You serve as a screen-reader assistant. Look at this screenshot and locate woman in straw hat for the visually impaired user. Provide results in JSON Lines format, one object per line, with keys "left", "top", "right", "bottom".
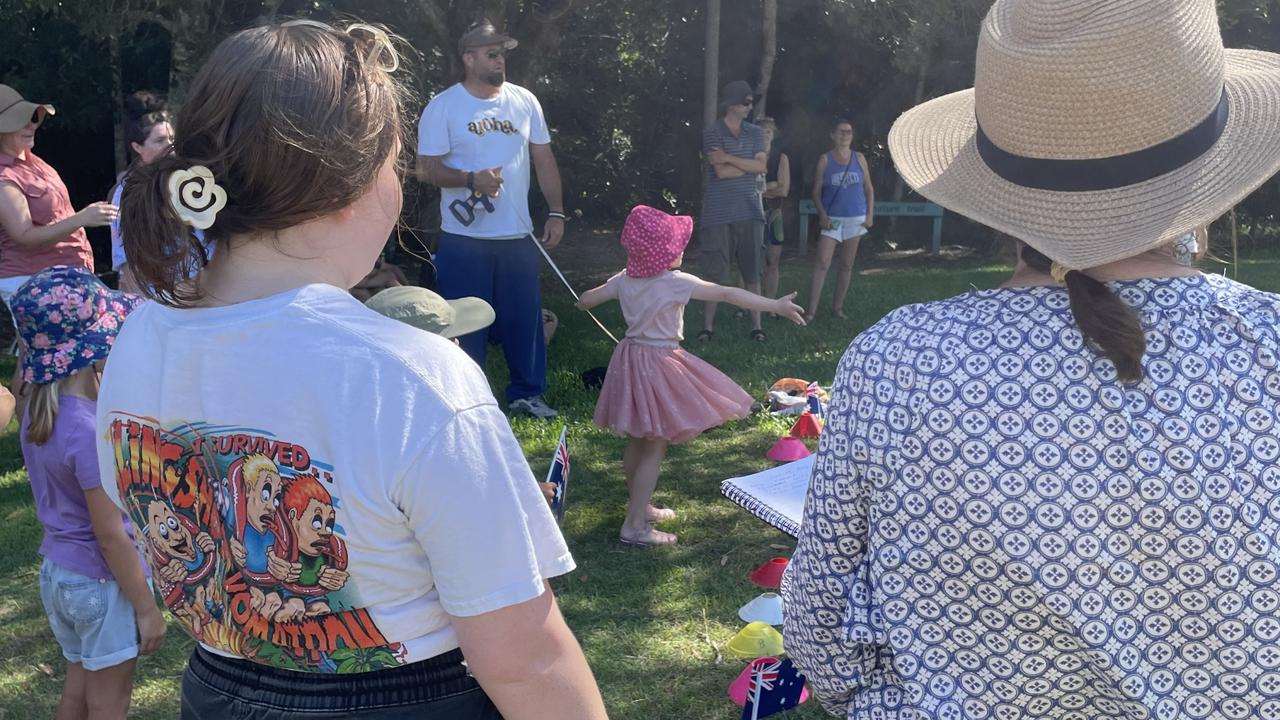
{"left": 783, "top": 0, "right": 1280, "bottom": 717}
{"left": 0, "top": 86, "right": 111, "bottom": 309}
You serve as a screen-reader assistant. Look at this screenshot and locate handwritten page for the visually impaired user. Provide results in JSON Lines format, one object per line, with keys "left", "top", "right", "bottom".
{"left": 720, "top": 456, "right": 814, "bottom": 538}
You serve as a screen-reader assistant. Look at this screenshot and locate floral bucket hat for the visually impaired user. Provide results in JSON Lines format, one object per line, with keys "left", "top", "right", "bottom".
{"left": 620, "top": 204, "right": 694, "bottom": 278}
{"left": 12, "top": 266, "right": 144, "bottom": 385}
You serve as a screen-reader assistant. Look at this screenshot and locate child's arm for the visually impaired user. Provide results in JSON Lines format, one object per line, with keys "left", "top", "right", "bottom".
{"left": 688, "top": 277, "right": 806, "bottom": 325}
{"left": 85, "top": 487, "right": 167, "bottom": 655}
{"left": 575, "top": 281, "right": 618, "bottom": 312}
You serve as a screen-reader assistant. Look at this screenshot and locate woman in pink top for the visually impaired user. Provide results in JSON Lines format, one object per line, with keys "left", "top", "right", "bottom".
{"left": 0, "top": 85, "right": 112, "bottom": 308}
{"left": 577, "top": 205, "right": 805, "bottom": 546}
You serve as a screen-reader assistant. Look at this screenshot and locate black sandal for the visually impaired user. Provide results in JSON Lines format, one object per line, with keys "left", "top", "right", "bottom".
{"left": 750, "top": 329, "right": 767, "bottom": 343}
{"left": 696, "top": 329, "right": 713, "bottom": 342}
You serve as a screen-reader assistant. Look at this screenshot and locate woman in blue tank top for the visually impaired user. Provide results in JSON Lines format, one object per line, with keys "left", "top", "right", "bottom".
{"left": 805, "top": 118, "right": 874, "bottom": 322}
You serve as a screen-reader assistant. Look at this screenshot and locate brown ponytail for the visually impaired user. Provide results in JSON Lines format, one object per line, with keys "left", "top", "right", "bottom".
{"left": 120, "top": 153, "right": 209, "bottom": 306}
{"left": 1020, "top": 245, "right": 1146, "bottom": 384}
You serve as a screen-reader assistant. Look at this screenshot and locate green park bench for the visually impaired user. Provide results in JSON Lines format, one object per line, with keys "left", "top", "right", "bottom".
{"left": 798, "top": 199, "right": 945, "bottom": 256}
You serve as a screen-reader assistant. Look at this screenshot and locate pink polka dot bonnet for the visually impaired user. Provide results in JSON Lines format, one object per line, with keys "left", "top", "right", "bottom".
{"left": 620, "top": 204, "right": 694, "bottom": 278}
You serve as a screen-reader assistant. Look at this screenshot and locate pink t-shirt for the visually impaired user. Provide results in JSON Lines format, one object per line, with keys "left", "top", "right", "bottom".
{"left": 605, "top": 270, "right": 700, "bottom": 347}
{"left": 0, "top": 151, "right": 94, "bottom": 278}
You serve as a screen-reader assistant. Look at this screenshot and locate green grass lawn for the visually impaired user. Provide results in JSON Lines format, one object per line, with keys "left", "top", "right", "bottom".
{"left": 3, "top": 235, "right": 1280, "bottom": 719}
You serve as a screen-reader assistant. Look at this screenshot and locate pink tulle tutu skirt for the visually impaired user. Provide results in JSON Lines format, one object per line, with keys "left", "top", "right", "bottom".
{"left": 593, "top": 339, "right": 753, "bottom": 443}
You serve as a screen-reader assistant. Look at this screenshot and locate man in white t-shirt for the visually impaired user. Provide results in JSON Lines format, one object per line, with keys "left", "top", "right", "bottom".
{"left": 416, "top": 21, "right": 566, "bottom": 420}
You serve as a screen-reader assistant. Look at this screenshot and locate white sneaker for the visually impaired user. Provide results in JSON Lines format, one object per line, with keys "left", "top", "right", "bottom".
{"left": 509, "top": 395, "right": 558, "bottom": 419}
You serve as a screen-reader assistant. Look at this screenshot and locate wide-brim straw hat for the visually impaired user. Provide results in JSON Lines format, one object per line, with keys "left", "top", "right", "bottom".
{"left": 888, "top": 0, "right": 1280, "bottom": 269}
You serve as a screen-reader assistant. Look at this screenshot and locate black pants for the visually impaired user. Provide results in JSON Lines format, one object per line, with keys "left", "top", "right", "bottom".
{"left": 182, "top": 645, "right": 504, "bottom": 719}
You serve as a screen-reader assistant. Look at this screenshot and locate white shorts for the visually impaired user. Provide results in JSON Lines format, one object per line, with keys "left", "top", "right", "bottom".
{"left": 819, "top": 215, "right": 868, "bottom": 243}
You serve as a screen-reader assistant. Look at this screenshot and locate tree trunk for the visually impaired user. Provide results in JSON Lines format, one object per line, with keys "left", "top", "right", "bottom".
{"left": 509, "top": 1, "right": 568, "bottom": 86}
{"left": 703, "top": 0, "right": 721, "bottom": 125}
{"left": 755, "top": 0, "right": 777, "bottom": 119}
{"left": 109, "top": 29, "right": 127, "bottom": 177}
{"left": 416, "top": 0, "right": 459, "bottom": 80}
{"left": 512, "top": 17, "right": 563, "bottom": 86}
{"left": 168, "top": 7, "right": 194, "bottom": 104}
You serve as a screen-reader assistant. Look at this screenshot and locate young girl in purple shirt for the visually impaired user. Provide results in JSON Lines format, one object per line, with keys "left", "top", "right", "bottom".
{"left": 14, "top": 266, "right": 163, "bottom": 718}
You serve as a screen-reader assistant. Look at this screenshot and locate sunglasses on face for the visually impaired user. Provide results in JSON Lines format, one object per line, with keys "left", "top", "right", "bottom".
{"left": 29, "top": 108, "right": 46, "bottom": 128}
{"left": 737, "top": 100, "right": 754, "bottom": 107}
{"left": 475, "top": 49, "right": 508, "bottom": 60}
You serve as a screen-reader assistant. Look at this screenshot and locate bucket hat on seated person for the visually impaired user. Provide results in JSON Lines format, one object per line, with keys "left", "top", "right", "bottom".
{"left": 887, "top": 0, "right": 1280, "bottom": 270}
{"left": 365, "top": 286, "right": 495, "bottom": 339}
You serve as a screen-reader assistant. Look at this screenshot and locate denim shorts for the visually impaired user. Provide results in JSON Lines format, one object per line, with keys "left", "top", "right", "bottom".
{"left": 38, "top": 558, "right": 139, "bottom": 671}
{"left": 182, "top": 645, "right": 504, "bottom": 719}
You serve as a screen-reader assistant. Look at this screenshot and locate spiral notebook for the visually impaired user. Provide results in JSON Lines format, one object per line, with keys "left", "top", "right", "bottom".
{"left": 720, "top": 456, "right": 814, "bottom": 538}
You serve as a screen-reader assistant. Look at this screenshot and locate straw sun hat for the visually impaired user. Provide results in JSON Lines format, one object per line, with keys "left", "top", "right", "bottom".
{"left": 887, "top": 0, "right": 1280, "bottom": 269}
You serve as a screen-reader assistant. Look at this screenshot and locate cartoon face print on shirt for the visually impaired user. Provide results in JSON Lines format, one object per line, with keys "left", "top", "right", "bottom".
{"left": 272, "top": 473, "right": 350, "bottom": 622}
{"left": 108, "top": 415, "right": 403, "bottom": 672}
{"left": 141, "top": 495, "right": 219, "bottom": 638}
{"left": 244, "top": 454, "right": 282, "bottom": 535}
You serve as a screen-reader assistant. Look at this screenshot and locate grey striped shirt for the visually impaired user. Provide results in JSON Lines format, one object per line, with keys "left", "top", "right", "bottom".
{"left": 700, "top": 119, "right": 765, "bottom": 227}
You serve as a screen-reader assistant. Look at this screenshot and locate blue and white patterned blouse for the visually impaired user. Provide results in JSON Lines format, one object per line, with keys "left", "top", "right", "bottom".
{"left": 783, "top": 275, "right": 1280, "bottom": 720}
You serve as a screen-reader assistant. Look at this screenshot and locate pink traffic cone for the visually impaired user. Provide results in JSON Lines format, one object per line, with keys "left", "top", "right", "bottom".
{"left": 766, "top": 436, "right": 810, "bottom": 462}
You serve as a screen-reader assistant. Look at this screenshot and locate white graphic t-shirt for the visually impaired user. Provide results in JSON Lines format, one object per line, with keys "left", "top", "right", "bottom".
{"left": 417, "top": 83, "right": 551, "bottom": 239}
{"left": 96, "top": 284, "right": 574, "bottom": 672}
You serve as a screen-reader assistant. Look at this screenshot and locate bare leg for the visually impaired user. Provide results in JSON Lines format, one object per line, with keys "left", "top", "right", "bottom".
{"left": 805, "top": 236, "right": 838, "bottom": 322}
{"left": 620, "top": 437, "right": 675, "bottom": 545}
{"left": 622, "top": 440, "right": 673, "bottom": 522}
{"left": 56, "top": 662, "right": 88, "bottom": 720}
{"left": 831, "top": 237, "right": 862, "bottom": 319}
{"left": 84, "top": 659, "right": 137, "bottom": 720}
{"left": 763, "top": 244, "right": 782, "bottom": 301}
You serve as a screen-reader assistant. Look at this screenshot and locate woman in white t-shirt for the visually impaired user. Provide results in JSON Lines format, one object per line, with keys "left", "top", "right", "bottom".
{"left": 101, "top": 21, "right": 606, "bottom": 720}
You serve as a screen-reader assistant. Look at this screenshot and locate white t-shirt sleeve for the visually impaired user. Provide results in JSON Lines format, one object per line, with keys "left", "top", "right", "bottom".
{"left": 417, "top": 95, "right": 453, "bottom": 158}
{"left": 527, "top": 90, "right": 551, "bottom": 146}
{"left": 394, "top": 404, "right": 574, "bottom": 617}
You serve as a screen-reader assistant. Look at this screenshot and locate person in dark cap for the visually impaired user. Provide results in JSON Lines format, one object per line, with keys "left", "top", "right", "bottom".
{"left": 697, "top": 79, "right": 769, "bottom": 343}
{"left": 415, "top": 20, "right": 566, "bottom": 420}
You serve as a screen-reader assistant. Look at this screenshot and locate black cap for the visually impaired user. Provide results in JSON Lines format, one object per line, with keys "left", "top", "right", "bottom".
{"left": 459, "top": 21, "right": 518, "bottom": 55}
{"left": 721, "top": 80, "right": 756, "bottom": 106}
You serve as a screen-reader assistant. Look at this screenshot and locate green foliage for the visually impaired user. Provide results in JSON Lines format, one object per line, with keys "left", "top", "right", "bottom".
{"left": 4, "top": 0, "right": 1280, "bottom": 243}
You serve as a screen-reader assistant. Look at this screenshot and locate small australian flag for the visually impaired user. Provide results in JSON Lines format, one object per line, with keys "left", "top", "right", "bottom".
{"left": 804, "top": 382, "right": 824, "bottom": 416}
{"left": 547, "top": 424, "right": 570, "bottom": 524}
{"left": 743, "top": 658, "right": 807, "bottom": 720}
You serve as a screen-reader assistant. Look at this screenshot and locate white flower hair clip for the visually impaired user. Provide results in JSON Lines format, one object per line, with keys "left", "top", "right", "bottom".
{"left": 167, "top": 165, "right": 227, "bottom": 230}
